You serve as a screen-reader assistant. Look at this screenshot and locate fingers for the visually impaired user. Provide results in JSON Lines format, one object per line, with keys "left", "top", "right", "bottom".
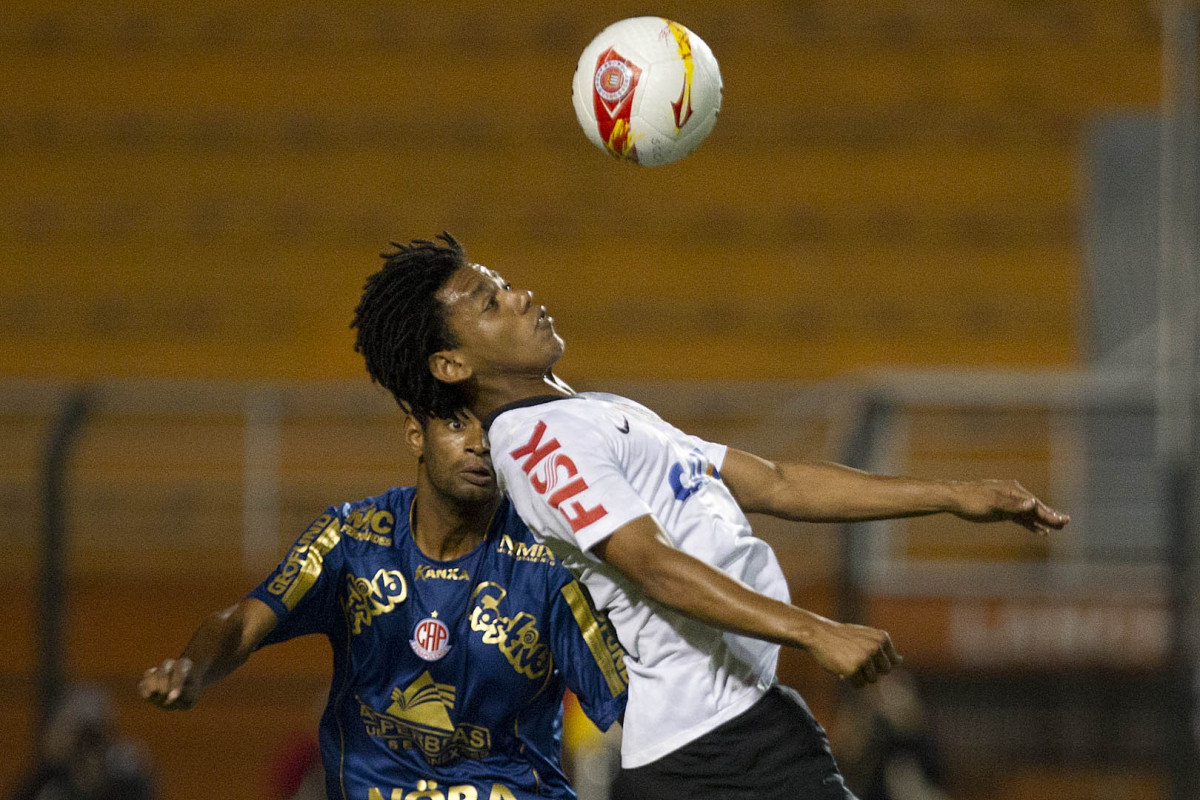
{"left": 997, "top": 482, "right": 1069, "bottom": 534}
{"left": 847, "top": 630, "right": 902, "bottom": 687}
{"left": 1033, "top": 499, "right": 1069, "bottom": 529}
{"left": 167, "top": 659, "right": 188, "bottom": 704}
{"left": 140, "top": 658, "right": 192, "bottom": 709}
{"left": 881, "top": 635, "right": 903, "bottom": 667}
{"left": 1014, "top": 498, "right": 1070, "bottom": 535}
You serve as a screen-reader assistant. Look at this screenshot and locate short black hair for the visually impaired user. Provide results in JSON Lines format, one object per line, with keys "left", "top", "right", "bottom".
{"left": 351, "top": 232, "right": 469, "bottom": 419}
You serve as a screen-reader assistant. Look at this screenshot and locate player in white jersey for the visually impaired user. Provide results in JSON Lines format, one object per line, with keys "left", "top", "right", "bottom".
{"left": 351, "top": 233, "right": 1070, "bottom": 799}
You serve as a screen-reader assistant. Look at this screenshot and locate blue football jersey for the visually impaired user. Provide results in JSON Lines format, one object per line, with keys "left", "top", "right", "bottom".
{"left": 249, "top": 487, "right": 628, "bottom": 800}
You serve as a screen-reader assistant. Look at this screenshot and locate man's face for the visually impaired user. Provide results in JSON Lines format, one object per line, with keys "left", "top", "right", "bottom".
{"left": 406, "top": 411, "right": 497, "bottom": 506}
{"left": 434, "top": 263, "right": 564, "bottom": 381}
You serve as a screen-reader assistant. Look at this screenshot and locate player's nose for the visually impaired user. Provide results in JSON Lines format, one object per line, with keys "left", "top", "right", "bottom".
{"left": 517, "top": 289, "right": 533, "bottom": 313}
{"left": 465, "top": 426, "right": 490, "bottom": 454}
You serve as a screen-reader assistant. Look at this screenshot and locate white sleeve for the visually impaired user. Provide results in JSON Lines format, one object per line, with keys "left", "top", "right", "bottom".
{"left": 496, "top": 413, "right": 654, "bottom": 554}
{"left": 687, "top": 435, "right": 728, "bottom": 476}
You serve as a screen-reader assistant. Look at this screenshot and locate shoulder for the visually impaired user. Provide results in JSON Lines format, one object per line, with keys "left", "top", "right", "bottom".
{"left": 331, "top": 486, "right": 412, "bottom": 549}
{"left": 491, "top": 395, "right": 626, "bottom": 455}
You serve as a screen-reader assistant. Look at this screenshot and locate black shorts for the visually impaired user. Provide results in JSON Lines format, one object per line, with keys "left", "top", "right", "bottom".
{"left": 610, "top": 685, "right": 858, "bottom": 800}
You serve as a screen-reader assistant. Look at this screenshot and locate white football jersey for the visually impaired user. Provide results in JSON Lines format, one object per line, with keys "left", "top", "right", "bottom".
{"left": 486, "top": 392, "right": 791, "bottom": 768}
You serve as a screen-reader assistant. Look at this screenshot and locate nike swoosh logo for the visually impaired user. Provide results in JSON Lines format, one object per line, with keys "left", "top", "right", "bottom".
{"left": 616, "top": 417, "right": 630, "bottom": 434}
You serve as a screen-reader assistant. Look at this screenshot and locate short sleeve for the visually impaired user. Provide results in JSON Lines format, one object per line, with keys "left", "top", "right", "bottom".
{"left": 686, "top": 435, "right": 727, "bottom": 477}
{"left": 248, "top": 507, "right": 346, "bottom": 645}
{"left": 547, "top": 575, "right": 628, "bottom": 730}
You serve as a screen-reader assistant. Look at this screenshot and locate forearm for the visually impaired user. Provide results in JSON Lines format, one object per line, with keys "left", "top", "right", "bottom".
{"left": 640, "top": 553, "right": 833, "bottom": 648}
{"left": 594, "top": 513, "right": 902, "bottom": 682}
{"left": 599, "top": 522, "right": 831, "bottom": 649}
{"left": 733, "top": 456, "right": 960, "bottom": 522}
{"left": 773, "top": 462, "right": 960, "bottom": 521}
{"left": 178, "top": 604, "right": 260, "bottom": 690}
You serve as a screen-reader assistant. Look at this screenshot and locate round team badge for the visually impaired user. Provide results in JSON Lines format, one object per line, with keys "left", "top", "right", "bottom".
{"left": 594, "top": 59, "right": 633, "bottom": 103}
{"left": 410, "top": 617, "right": 451, "bottom": 661}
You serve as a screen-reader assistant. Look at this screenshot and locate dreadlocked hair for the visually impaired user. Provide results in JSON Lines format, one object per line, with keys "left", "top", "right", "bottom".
{"left": 351, "top": 232, "right": 469, "bottom": 419}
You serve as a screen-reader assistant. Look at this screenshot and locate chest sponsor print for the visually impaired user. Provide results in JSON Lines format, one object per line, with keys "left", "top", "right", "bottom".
{"left": 509, "top": 420, "right": 607, "bottom": 533}
{"left": 341, "top": 568, "right": 408, "bottom": 635}
{"left": 358, "top": 671, "right": 491, "bottom": 766}
{"left": 469, "top": 582, "right": 551, "bottom": 680}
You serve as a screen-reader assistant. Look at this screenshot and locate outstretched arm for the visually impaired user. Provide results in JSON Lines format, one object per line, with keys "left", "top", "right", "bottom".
{"left": 720, "top": 449, "right": 1069, "bottom": 534}
{"left": 139, "top": 597, "right": 278, "bottom": 710}
{"left": 592, "top": 515, "right": 901, "bottom": 686}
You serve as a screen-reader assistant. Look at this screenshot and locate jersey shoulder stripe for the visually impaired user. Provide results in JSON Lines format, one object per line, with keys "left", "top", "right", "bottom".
{"left": 560, "top": 580, "right": 628, "bottom": 697}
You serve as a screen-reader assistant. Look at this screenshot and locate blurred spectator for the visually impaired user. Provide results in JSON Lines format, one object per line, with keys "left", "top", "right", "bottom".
{"left": 10, "top": 685, "right": 155, "bottom": 800}
{"left": 266, "top": 731, "right": 324, "bottom": 800}
{"left": 265, "top": 692, "right": 325, "bottom": 800}
{"left": 832, "top": 673, "right": 950, "bottom": 800}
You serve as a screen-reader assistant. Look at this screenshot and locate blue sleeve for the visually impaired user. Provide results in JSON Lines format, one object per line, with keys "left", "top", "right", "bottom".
{"left": 546, "top": 573, "right": 628, "bottom": 731}
{"left": 247, "top": 507, "right": 346, "bottom": 646}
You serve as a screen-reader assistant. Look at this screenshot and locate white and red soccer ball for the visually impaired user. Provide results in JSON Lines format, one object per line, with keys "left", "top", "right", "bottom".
{"left": 572, "top": 17, "right": 723, "bottom": 167}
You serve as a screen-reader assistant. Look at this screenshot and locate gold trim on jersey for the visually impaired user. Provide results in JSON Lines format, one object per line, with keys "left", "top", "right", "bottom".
{"left": 267, "top": 515, "right": 343, "bottom": 611}
{"left": 560, "top": 580, "right": 628, "bottom": 697}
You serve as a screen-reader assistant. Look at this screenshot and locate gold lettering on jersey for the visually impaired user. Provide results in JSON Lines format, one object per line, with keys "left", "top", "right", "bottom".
{"left": 415, "top": 565, "right": 470, "bottom": 581}
{"left": 469, "top": 583, "right": 552, "bottom": 679}
{"left": 495, "top": 534, "right": 556, "bottom": 564}
{"left": 268, "top": 514, "right": 343, "bottom": 611}
{"left": 359, "top": 672, "right": 491, "bottom": 766}
{"left": 560, "top": 580, "right": 628, "bottom": 697}
{"left": 342, "top": 568, "right": 408, "bottom": 634}
{"left": 341, "top": 505, "right": 394, "bottom": 547}
{"left": 367, "top": 782, "right": 515, "bottom": 800}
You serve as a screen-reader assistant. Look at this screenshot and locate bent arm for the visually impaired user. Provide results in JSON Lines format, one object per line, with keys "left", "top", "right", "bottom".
{"left": 592, "top": 514, "right": 900, "bottom": 685}
{"left": 140, "top": 597, "right": 278, "bottom": 710}
{"left": 720, "top": 448, "right": 1068, "bottom": 534}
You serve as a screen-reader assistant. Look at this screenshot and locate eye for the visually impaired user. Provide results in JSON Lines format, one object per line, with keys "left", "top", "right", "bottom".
{"left": 448, "top": 418, "right": 465, "bottom": 431}
{"left": 502, "top": 282, "right": 512, "bottom": 291}
{"left": 485, "top": 295, "right": 497, "bottom": 310}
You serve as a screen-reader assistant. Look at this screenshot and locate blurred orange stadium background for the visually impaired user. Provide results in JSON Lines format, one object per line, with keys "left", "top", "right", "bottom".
{"left": 0, "top": 2, "right": 1176, "bottom": 800}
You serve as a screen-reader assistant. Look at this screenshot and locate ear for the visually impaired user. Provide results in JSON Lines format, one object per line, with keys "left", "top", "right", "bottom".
{"left": 402, "top": 413, "right": 425, "bottom": 459}
{"left": 430, "top": 349, "right": 473, "bottom": 385}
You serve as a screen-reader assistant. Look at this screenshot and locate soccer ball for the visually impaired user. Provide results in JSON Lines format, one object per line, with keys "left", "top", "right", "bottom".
{"left": 571, "top": 17, "right": 722, "bottom": 167}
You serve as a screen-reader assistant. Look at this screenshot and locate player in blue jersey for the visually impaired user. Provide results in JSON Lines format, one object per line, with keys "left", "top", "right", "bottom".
{"left": 140, "top": 410, "right": 628, "bottom": 800}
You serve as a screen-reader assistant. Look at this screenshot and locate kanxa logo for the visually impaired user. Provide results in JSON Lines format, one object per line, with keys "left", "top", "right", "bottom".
{"left": 509, "top": 421, "right": 608, "bottom": 532}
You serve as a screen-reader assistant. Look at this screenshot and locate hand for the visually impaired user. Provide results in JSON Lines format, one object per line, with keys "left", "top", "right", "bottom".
{"left": 950, "top": 480, "right": 1069, "bottom": 535}
{"left": 807, "top": 619, "right": 902, "bottom": 688}
{"left": 139, "top": 657, "right": 200, "bottom": 710}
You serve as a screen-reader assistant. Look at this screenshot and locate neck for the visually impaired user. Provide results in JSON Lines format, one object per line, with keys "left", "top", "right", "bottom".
{"left": 470, "top": 372, "right": 573, "bottom": 423}
{"left": 411, "top": 482, "right": 498, "bottom": 561}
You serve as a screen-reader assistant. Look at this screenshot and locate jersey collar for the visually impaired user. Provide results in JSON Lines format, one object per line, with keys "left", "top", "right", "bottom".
{"left": 482, "top": 394, "right": 573, "bottom": 431}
